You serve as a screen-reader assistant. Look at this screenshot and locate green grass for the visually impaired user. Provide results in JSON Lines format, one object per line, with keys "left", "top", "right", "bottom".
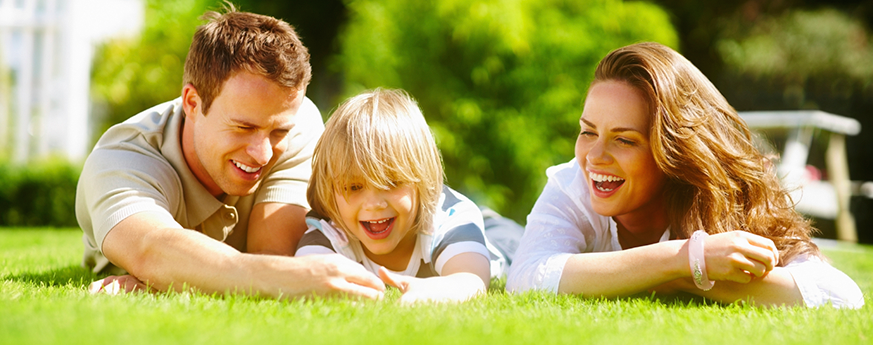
{"left": 2, "top": 228, "right": 871, "bottom": 345}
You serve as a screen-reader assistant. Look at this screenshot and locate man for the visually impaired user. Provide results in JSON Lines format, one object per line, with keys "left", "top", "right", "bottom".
{"left": 76, "top": 6, "right": 384, "bottom": 299}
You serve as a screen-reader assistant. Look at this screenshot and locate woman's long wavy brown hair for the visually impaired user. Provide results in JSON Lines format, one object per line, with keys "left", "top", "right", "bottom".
{"left": 594, "top": 42, "right": 819, "bottom": 264}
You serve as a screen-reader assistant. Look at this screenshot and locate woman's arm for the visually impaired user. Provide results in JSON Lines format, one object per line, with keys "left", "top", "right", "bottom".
{"left": 378, "top": 252, "right": 490, "bottom": 303}
{"left": 654, "top": 268, "right": 803, "bottom": 307}
{"left": 559, "top": 231, "right": 782, "bottom": 300}
{"left": 693, "top": 253, "right": 863, "bottom": 308}
{"left": 559, "top": 240, "right": 687, "bottom": 297}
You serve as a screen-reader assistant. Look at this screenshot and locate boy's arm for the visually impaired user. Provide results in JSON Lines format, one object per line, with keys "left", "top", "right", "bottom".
{"left": 378, "top": 252, "right": 490, "bottom": 304}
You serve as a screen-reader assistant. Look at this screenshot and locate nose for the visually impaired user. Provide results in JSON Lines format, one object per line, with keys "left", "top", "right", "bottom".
{"left": 586, "top": 138, "right": 613, "bottom": 166}
{"left": 247, "top": 134, "right": 273, "bottom": 166}
{"left": 362, "top": 188, "right": 388, "bottom": 211}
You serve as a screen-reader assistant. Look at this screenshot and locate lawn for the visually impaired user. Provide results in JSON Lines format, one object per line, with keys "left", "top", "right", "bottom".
{"left": 1, "top": 228, "right": 870, "bottom": 345}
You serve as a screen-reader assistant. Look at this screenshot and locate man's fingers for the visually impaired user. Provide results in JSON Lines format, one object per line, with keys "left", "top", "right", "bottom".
{"left": 88, "top": 278, "right": 109, "bottom": 294}
{"left": 88, "top": 277, "right": 123, "bottom": 295}
{"left": 342, "top": 266, "right": 386, "bottom": 293}
{"left": 334, "top": 280, "right": 385, "bottom": 300}
{"left": 88, "top": 275, "right": 148, "bottom": 295}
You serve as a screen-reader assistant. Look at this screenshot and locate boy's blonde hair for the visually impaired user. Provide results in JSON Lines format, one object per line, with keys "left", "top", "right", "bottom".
{"left": 308, "top": 88, "right": 445, "bottom": 237}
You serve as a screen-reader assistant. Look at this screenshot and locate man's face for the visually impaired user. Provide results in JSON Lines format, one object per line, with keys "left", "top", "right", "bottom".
{"left": 183, "top": 71, "right": 303, "bottom": 197}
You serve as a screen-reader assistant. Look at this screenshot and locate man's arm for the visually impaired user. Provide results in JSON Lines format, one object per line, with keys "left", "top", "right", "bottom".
{"left": 101, "top": 212, "right": 385, "bottom": 299}
{"left": 246, "top": 202, "right": 308, "bottom": 256}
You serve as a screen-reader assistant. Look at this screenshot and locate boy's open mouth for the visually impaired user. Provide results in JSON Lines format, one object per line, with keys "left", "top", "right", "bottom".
{"left": 361, "top": 218, "right": 395, "bottom": 235}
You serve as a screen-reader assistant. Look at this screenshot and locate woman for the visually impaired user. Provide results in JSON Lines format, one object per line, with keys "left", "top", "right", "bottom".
{"left": 506, "top": 42, "right": 863, "bottom": 308}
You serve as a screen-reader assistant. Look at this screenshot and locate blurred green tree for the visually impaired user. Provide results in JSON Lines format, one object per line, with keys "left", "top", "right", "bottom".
{"left": 90, "top": 0, "right": 214, "bottom": 140}
{"left": 716, "top": 8, "right": 873, "bottom": 109}
{"left": 334, "top": 0, "right": 678, "bottom": 222}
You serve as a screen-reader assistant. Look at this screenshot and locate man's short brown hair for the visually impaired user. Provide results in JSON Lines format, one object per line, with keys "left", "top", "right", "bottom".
{"left": 183, "top": 4, "right": 311, "bottom": 114}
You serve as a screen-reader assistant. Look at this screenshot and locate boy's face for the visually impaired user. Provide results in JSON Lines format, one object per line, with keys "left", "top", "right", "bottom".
{"left": 334, "top": 181, "right": 419, "bottom": 265}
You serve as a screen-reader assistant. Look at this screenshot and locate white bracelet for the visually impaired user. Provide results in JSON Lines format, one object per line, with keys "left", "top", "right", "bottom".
{"left": 688, "top": 230, "right": 714, "bottom": 291}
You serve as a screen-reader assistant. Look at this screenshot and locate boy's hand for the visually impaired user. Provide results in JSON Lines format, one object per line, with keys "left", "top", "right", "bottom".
{"left": 378, "top": 266, "right": 483, "bottom": 304}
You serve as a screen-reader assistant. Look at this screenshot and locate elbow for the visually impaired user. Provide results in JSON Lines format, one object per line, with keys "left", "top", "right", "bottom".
{"left": 121, "top": 235, "right": 164, "bottom": 286}
{"left": 506, "top": 262, "right": 549, "bottom": 294}
{"left": 822, "top": 286, "right": 865, "bottom": 309}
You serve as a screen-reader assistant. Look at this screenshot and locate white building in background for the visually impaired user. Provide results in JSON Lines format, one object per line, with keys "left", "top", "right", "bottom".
{"left": 0, "top": 0, "right": 143, "bottom": 163}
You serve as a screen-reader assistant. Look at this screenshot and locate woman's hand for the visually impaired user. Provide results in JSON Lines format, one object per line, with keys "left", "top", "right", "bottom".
{"left": 702, "top": 231, "right": 779, "bottom": 283}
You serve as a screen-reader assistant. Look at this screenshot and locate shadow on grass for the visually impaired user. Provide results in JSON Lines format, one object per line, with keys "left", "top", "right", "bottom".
{"left": 628, "top": 291, "right": 725, "bottom": 307}
{"left": 4, "top": 264, "right": 99, "bottom": 289}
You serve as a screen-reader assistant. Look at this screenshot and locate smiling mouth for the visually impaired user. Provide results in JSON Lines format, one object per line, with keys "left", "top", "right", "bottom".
{"left": 361, "top": 218, "right": 395, "bottom": 235}
{"left": 233, "top": 160, "right": 262, "bottom": 174}
{"left": 590, "top": 172, "right": 625, "bottom": 192}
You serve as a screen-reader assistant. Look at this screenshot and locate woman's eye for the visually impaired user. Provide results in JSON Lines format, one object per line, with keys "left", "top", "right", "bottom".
{"left": 617, "top": 138, "right": 636, "bottom": 146}
{"left": 580, "top": 130, "right": 596, "bottom": 137}
{"left": 347, "top": 184, "right": 362, "bottom": 192}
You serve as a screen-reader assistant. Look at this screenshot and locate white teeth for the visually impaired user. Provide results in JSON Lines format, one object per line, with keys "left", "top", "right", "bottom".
{"left": 589, "top": 172, "right": 624, "bottom": 183}
{"left": 367, "top": 219, "right": 390, "bottom": 224}
{"left": 596, "top": 185, "right": 613, "bottom": 192}
{"left": 234, "top": 161, "right": 261, "bottom": 173}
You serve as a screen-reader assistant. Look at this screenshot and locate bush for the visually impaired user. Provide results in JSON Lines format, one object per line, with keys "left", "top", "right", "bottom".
{"left": 0, "top": 158, "right": 81, "bottom": 227}
{"left": 334, "top": 0, "right": 678, "bottom": 222}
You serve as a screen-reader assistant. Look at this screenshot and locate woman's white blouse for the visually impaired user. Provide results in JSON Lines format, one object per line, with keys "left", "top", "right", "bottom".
{"left": 506, "top": 160, "right": 864, "bottom": 308}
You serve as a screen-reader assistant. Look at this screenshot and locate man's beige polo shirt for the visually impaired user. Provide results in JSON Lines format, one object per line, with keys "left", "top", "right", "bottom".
{"left": 76, "top": 97, "right": 324, "bottom": 273}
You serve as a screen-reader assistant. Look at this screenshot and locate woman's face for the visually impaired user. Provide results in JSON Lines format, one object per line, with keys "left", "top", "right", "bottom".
{"left": 575, "top": 80, "right": 668, "bottom": 220}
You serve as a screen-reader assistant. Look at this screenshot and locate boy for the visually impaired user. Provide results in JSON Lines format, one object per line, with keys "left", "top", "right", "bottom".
{"left": 296, "top": 89, "right": 508, "bottom": 303}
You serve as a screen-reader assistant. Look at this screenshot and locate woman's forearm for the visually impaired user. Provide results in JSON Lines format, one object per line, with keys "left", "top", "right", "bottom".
{"left": 558, "top": 240, "right": 688, "bottom": 297}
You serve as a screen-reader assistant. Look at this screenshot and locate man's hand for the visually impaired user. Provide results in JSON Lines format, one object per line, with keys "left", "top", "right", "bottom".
{"left": 296, "top": 254, "right": 386, "bottom": 300}
{"left": 88, "top": 275, "right": 150, "bottom": 295}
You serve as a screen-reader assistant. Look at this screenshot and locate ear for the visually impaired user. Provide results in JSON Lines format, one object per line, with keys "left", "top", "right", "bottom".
{"left": 181, "top": 83, "right": 202, "bottom": 122}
